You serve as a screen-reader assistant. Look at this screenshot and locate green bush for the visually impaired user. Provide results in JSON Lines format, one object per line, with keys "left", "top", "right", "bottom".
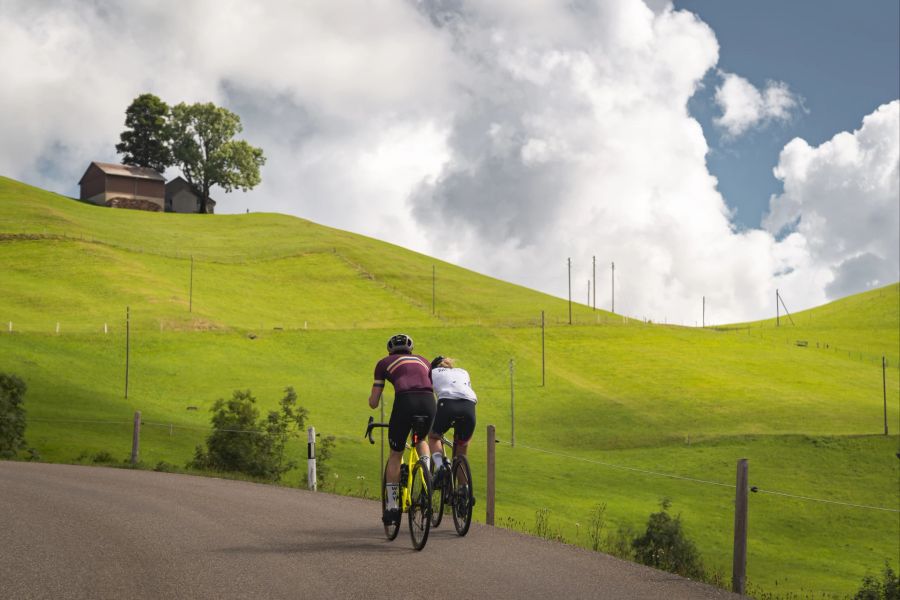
{"left": 853, "top": 562, "right": 900, "bottom": 600}
{"left": 0, "top": 373, "right": 28, "bottom": 458}
{"left": 91, "top": 451, "right": 117, "bottom": 464}
{"left": 190, "top": 386, "right": 329, "bottom": 483}
{"left": 631, "top": 499, "right": 704, "bottom": 579}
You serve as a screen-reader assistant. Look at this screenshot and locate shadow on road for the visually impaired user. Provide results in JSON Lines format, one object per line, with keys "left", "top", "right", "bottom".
{"left": 214, "top": 526, "right": 428, "bottom": 556}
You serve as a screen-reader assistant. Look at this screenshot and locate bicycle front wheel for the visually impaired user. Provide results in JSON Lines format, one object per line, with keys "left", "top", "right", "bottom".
{"left": 408, "top": 461, "right": 433, "bottom": 550}
{"left": 451, "top": 455, "right": 473, "bottom": 536}
{"left": 382, "top": 463, "right": 400, "bottom": 541}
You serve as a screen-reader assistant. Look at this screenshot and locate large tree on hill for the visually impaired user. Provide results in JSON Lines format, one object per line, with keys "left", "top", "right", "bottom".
{"left": 169, "top": 102, "right": 266, "bottom": 214}
{"left": 115, "top": 93, "right": 173, "bottom": 173}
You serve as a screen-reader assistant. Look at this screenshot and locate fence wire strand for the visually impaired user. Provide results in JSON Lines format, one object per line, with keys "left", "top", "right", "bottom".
{"left": 502, "top": 439, "right": 900, "bottom": 514}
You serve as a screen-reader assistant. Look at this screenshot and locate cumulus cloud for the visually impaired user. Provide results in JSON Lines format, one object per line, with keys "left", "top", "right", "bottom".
{"left": 0, "top": 0, "right": 895, "bottom": 323}
{"left": 765, "top": 100, "right": 900, "bottom": 298}
{"left": 714, "top": 72, "right": 801, "bottom": 137}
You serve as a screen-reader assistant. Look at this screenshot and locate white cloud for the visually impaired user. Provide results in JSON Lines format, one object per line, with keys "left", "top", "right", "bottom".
{"left": 765, "top": 100, "right": 900, "bottom": 298}
{"left": 714, "top": 72, "right": 801, "bottom": 137}
{"left": 0, "top": 0, "right": 895, "bottom": 324}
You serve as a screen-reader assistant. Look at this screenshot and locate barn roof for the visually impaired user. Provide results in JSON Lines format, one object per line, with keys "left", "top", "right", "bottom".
{"left": 78, "top": 161, "right": 166, "bottom": 184}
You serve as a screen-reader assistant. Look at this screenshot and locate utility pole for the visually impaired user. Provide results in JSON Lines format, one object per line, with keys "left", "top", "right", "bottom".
{"left": 611, "top": 261, "right": 615, "bottom": 314}
{"left": 509, "top": 358, "right": 515, "bottom": 447}
{"left": 883, "top": 356, "right": 889, "bottom": 435}
{"left": 125, "top": 306, "right": 130, "bottom": 399}
{"left": 189, "top": 255, "right": 194, "bottom": 313}
{"left": 592, "top": 255, "right": 596, "bottom": 311}
{"left": 567, "top": 258, "right": 572, "bottom": 325}
{"left": 776, "top": 289, "right": 780, "bottom": 327}
{"left": 541, "top": 310, "right": 545, "bottom": 387}
{"left": 702, "top": 296, "right": 705, "bottom": 328}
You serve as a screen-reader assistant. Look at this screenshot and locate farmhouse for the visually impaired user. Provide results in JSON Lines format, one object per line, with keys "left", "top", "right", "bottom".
{"left": 165, "top": 176, "right": 216, "bottom": 214}
{"left": 78, "top": 161, "right": 165, "bottom": 211}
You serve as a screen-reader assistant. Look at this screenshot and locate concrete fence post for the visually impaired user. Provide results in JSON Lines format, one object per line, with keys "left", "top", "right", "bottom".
{"left": 732, "top": 458, "right": 749, "bottom": 595}
{"left": 131, "top": 411, "right": 141, "bottom": 466}
{"left": 486, "top": 425, "right": 496, "bottom": 526}
{"left": 307, "top": 426, "right": 317, "bottom": 491}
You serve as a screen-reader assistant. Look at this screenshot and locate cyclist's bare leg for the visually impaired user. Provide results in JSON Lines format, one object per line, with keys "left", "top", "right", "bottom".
{"left": 383, "top": 449, "right": 403, "bottom": 518}
{"left": 428, "top": 433, "right": 444, "bottom": 462}
{"left": 454, "top": 440, "right": 470, "bottom": 485}
{"left": 386, "top": 449, "right": 403, "bottom": 483}
{"left": 417, "top": 439, "right": 431, "bottom": 466}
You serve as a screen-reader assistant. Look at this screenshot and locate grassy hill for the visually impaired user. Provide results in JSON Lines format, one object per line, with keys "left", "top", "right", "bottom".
{"left": 1, "top": 175, "right": 897, "bottom": 597}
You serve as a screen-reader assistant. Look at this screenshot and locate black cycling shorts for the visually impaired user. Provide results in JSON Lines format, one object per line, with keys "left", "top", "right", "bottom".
{"left": 388, "top": 391, "right": 436, "bottom": 452}
{"left": 430, "top": 398, "right": 476, "bottom": 446}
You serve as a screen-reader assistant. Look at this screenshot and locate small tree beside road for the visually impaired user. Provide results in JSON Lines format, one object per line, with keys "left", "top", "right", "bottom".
{"left": 0, "top": 373, "right": 28, "bottom": 458}
{"left": 631, "top": 499, "right": 704, "bottom": 580}
{"left": 190, "top": 387, "right": 331, "bottom": 484}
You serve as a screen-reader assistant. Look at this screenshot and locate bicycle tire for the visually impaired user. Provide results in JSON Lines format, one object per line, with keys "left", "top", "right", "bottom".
{"left": 408, "top": 460, "right": 432, "bottom": 550}
{"left": 382, "top": 463, "right": 400, "bottom": 541}
{"left": 451, "top": 454, "right": 473, "bottom": 537}
{"left": 430, "top": 463, "right": 447, "bottom": 528}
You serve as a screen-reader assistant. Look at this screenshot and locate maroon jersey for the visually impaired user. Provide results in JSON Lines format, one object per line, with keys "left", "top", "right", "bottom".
{"left": 373, "top": 352, "right": 433, "bottom": 394}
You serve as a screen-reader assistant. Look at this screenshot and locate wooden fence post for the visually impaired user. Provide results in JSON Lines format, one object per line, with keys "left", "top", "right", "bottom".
{"left": 307, "top": 426, "right": 317, "bottom": 491}
{"left": 486, "top": 425, "right": 496, "bottom": 526}
{"left": 732, "top": 458, "right": 749, "bottom": 595}
{"left": 130, "top": 411, "right": 141, "bottom": 466}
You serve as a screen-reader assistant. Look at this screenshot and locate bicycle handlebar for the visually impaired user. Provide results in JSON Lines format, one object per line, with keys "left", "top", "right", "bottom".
{"left": 364, "top": 415, "right": 388, "bottom": 445}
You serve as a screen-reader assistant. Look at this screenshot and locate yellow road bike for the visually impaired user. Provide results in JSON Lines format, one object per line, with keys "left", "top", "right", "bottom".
{"left": 365, "top": 415, "right": 433, "bottom": 550}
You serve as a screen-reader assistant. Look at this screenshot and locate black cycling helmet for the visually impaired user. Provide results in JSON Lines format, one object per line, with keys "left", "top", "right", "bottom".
{"left": 387, "top": 333, "right": 414, "bottom": 354}
{"left": 430, "top": 355, "right": 444, "bottom": 369}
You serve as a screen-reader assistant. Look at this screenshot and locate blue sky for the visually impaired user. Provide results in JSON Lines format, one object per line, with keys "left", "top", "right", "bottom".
{"left": 679, "top": 0, "right": 900, "bottom": 230}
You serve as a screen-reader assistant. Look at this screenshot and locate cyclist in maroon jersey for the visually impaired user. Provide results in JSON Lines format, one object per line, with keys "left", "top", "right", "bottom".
{"left": 368, "top": 333, "right": 436, "bottom": 525}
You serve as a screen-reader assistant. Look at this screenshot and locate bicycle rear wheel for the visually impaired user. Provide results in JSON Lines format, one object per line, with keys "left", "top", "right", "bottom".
{"left": 451, "top": 455, "right": 473, "bottom": 536}
{"left": 408, "top": 460, "right": 432, "bottom": 550}
{"left": 382, "top": 463, "right": 400, "bottom": 540}
{"left": 430, "top": 463, "right": 446, "bottom": 528}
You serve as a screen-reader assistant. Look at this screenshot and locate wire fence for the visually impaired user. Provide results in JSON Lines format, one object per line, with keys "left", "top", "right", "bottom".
{"left": 499, "top": 439, "right": 900, "bottom": 514}
{"left": 14, "top": 414, "right": 897, "bottom": 514}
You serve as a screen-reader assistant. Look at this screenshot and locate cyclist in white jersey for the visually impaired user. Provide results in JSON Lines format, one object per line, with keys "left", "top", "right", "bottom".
{"left": 428, "top": 356, "right": 477, "bottom": 480}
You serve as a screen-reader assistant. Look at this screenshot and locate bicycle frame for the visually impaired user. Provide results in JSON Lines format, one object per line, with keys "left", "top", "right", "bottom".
{"left": 365, "top": 416, "right": 425, "bottom": 505}
{"left": 365, "top": 415, "right": 433, "bottom": 549}
{"left": 398, "top": 442, "right": 422, "bottom": 512}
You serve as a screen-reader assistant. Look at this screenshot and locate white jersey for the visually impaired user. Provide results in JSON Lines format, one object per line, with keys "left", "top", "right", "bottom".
{"left": 431, "top": 367, "right": 477, "bottom": 403}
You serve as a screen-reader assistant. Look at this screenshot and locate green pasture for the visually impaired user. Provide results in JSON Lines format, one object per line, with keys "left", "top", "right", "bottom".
{"left": 1, "top": 176, "right": 898, "bottom": 597}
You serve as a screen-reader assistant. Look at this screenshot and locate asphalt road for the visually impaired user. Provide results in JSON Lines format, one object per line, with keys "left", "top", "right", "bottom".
{"left": 0, "top": 462, "right": 741, "bottom": 600}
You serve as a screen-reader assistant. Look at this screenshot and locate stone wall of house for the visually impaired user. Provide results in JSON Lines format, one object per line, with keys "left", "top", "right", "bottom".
{"left": 105, "top": 197, "right": 162, "bottom": 212}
